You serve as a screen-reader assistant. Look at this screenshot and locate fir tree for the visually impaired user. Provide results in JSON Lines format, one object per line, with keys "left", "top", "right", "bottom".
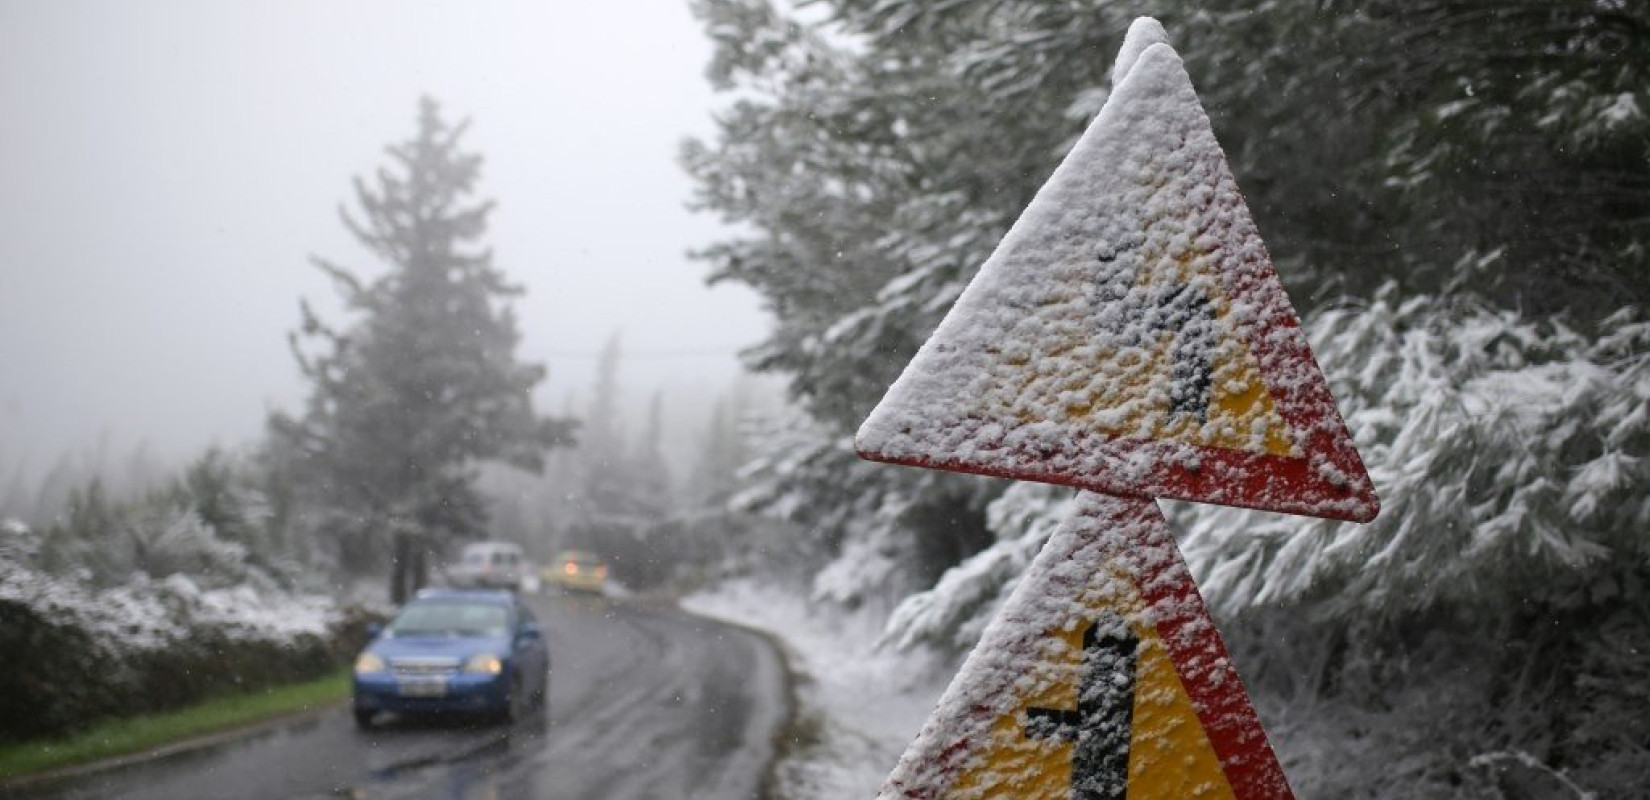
{"left": 630, "top": 390, "right": 673, "bottom": 518}
{"left": 576, "top": 331, "right": 634, "bottom": 519}
{"left": 273, "top": 97, "right": 574, "bottom": 602}
{"left": 689, "top": 389, "right": 749, "bottom": 507}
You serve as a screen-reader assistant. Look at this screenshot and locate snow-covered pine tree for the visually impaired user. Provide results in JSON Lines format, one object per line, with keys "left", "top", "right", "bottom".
{"left": 689, "top": 0, "right": 1650, "bottom": 793}
{"left": 687, "top": 381, "right": 758, "bottom": 508}
{"left": 629, "top": 390, "right": 673, "bottom": 519}
{"left": 273, "top": 97, "right": 574, "bottom": 603}
{"left": 574, "top": 331, "right": 641, "bottom": 520}
{"left": 684, "top": 0, "right": 1017, "bottom": 609}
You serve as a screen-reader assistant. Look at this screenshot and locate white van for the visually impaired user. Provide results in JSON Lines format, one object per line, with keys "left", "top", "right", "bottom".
{"left": 447, "top": 541, "right": 527, "bottom": 590}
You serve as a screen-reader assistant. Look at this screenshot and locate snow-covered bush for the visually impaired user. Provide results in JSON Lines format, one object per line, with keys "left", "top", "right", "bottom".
{"left": 0, "top": 501, "right": 365, "bottom": 742}
{"left": 877, "top": 483, "right": 1071, "bottom": 653}
{"left": 1177, "top": 289, "right": 1649, "bottom": 621}
{"left": 731, "top": 408, "right": 1000, "bottom": 615}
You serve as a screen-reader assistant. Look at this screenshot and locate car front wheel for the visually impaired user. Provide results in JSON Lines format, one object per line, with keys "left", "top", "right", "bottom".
{"left": 353, "top": 708, "right": 375, "bottom": 730}
{"left": 500, "top": 676, "right": 527, "bottom": 725}
{"left": 532, "top": 671, "right": 549, "bottom": 711}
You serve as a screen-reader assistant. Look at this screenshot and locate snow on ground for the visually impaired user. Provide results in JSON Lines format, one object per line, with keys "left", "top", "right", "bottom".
{"left": 684, "top": 579, "right": 952, "bottom": 799}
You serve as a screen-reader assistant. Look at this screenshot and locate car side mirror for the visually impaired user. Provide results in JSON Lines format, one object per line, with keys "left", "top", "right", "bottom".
{"left": 517, "top": 623, "right": 542, "bottom": 643}
{"left": 365, "top": 622, "right": 384, "bottom": 640}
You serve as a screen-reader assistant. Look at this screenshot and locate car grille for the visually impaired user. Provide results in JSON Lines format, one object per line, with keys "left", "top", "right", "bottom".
{"left": 391, "top": 657, "right": 461, "bottom": 677}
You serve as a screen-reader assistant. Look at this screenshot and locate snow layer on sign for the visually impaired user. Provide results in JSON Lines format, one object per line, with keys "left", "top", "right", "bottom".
{"left": 877, "top": 492, "right": 1293, "bottom": 800}
{"left": 856, "top": 29, "right": 1377, "bottom": 522}
{"left": 1110, "top": 17, "right": 1170, "bottom": 88}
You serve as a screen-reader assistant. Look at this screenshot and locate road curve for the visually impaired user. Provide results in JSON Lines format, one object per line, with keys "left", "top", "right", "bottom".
{"left": 15, "top": 591, "right": 790, "bottom": 800}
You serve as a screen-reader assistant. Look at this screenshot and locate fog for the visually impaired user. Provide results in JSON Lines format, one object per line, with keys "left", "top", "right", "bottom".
{"left": 0, "top": 0, "right": 766, "bottom": 479}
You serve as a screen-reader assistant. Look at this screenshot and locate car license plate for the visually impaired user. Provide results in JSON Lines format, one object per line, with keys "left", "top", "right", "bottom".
{"left": 398, "top": 678, "right": 448, "bottom": 698}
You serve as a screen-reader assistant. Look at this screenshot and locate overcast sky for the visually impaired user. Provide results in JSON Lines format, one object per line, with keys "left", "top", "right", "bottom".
{"left": 0, "top": 0, "right": 770, "bottom": 479}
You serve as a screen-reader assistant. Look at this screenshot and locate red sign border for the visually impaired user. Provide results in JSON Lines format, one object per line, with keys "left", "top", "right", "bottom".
{"left": 857, "top": 197, "right": 1377, "bottom": 523}
{"left": 1120, "top": 496, "right": 1295, "bottom": 798}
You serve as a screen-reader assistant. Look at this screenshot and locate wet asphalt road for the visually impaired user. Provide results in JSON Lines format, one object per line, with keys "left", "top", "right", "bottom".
{"left": 17, "top": 592, "right": 790, "bottom": 800}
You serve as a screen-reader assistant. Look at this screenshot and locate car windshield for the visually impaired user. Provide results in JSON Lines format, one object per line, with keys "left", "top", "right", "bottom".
{"left": 387, "top": 602, "right": 509, "bottom": 638}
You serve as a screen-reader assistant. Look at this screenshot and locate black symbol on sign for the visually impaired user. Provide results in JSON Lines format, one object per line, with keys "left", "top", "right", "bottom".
{"left": 1025, "top": 615, "right": 1140, "bottom": 800}
{"left": 1094, "top": 245, "right": 1217, "bottom": 422}
{"left": 1158, "top": 283, "right": 1216, "bottom": 421}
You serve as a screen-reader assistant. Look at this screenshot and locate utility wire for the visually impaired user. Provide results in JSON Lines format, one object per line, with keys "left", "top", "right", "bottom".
{"left": 537, "top": 345, "right": 748, "bottom": 360}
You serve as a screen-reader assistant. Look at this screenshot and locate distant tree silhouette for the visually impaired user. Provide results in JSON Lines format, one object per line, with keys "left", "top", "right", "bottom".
{"left": 273, "top": 97, "right": 574, "bottom": 602}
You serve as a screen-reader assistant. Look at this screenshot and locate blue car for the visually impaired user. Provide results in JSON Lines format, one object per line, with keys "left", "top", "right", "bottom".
{"left": 352, "top": 589, "right": 551, "bottom": 729}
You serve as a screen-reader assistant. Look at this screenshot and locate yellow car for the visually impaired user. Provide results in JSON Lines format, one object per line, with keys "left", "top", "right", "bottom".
{"left": 545, "top": 550, "right": 607, "bottom": 595}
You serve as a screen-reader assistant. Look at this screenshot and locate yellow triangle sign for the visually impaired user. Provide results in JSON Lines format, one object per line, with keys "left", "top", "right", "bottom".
{"left": 855, "top": 24, "right": 1376, "bottom": 523}
{"left": 878, "top": 492, "right": 1293, "bottom": 799}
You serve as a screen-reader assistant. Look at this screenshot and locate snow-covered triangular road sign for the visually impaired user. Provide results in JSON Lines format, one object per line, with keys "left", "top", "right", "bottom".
{"left": 877, "top": 492, "right": 1292, "bottom": 800}
{"left": 856, "top": 26, "right": 1376, "bottom": 523}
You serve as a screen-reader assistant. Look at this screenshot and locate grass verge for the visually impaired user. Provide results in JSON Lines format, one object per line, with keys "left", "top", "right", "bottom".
{"left": 0, "top": 669, "right": 351, "bottom": 781}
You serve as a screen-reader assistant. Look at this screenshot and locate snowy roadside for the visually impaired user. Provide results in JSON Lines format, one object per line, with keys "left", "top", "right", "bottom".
{"left": 683, "top": 579, "right": 951, "bottom": 799}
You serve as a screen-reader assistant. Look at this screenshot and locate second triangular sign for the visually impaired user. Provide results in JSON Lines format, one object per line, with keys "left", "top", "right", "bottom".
{"left": 877, "top": 492, "right": 1292, "bottom": 800}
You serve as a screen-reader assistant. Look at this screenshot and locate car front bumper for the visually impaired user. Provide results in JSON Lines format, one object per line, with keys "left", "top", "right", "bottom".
{"left": 547, "top": 575, "right": 605, "bottom": 593}
{"left": 353, "top": 671, "right": 511, "bottom": 715}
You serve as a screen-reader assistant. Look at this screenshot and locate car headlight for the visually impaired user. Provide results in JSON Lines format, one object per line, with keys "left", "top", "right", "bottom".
{"left": 355, "top": 653, "right": 387, "bottom": 674}
{"left": 464, "top": 654, "right": 504, "bottom": 675}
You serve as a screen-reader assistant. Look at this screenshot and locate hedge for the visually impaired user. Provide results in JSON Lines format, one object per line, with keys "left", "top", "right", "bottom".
{"left": 0, "top": 578, "right": 378, "bottom": 743}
